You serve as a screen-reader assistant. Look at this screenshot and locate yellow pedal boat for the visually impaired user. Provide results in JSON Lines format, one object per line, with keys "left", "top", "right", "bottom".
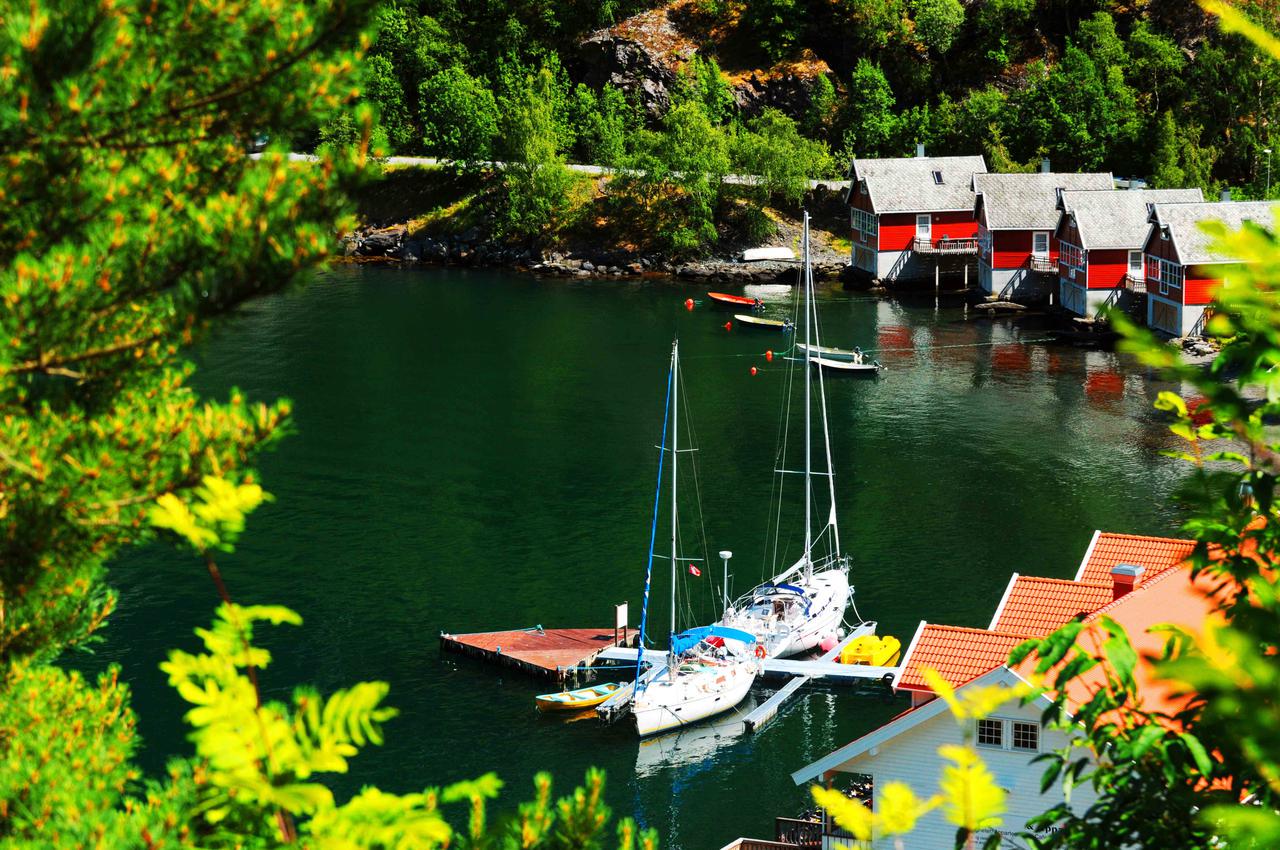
{"left": 535, "top": 682, "right": 621, "bottom": 712}
{"left": 839, "top": 634, "right": 902, "bottom": 667}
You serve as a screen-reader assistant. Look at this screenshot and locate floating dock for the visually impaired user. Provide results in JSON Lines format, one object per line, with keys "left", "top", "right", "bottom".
{"left": 593, "top": 623, "right": 900, "bottom": 732}
{"left": 742, "top": 622, "right": 879, "bottom": 733}
{"left": 440, "top": 626, "right": 637, "bottom": 682}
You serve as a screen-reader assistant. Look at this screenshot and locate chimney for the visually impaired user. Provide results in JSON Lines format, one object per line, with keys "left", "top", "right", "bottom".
{"left": 1220, "top": 189, "right": 1232, "bottom": 202}
{"left": 1040, "top": 157, "right": 1051, "bottom": 173}
{"left": 916, "top": 142, "right": 926, "bottom": 158}
{"left": 1111, "top": 563, "right": 1145, "bottom": 600}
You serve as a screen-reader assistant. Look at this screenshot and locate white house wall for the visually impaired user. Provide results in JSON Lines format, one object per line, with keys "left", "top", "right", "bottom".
{"left": 827, "top": 697, "right": 1095, "bottom": 850}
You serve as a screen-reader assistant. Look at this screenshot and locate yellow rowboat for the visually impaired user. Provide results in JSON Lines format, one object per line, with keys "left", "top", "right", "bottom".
{"left": 535, "top": 682, "right": 621, "bottom": 712}
{"left": 839, "top": 634, "right": 901, "bottom": 667}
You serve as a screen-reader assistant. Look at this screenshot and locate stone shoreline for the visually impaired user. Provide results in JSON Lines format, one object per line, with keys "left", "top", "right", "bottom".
{"left": 341, "top": 225, "right": 850, "bottom": 283}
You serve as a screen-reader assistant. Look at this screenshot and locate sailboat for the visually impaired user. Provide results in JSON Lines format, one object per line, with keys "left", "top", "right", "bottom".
{"left": 721, "top": 212, "right": 852, "bottom": 658}
{"left": 631, "top": 340, "right": 761, "bottom": 737}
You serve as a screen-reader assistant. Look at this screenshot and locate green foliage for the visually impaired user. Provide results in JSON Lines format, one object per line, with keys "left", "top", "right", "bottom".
{"left": 910, "top": 0, "right": 965, "bottom": 55}
{"left": 732, "top": 110, "right": 833, "bottom": 205}
{"left": 841, "top": 59, "right": 899, "bottom": 157}
{"left": 741, "top": 0, "right": 802, "bottom": 63}
{"left": 570, "top": 85, "right": 634, "bottom": 167}
{"left": 802, "top": 74, "right": 838, "bottom": 141}
{"left": 611, "top": 102, "right": 730, "bottom": 256}
{"left": 498, "top": 68, "right": 577, "bottom": 239}
{"left": 364, "top": 54, "right": 415, "bottom": 152}
{"left": 1008, "top": 47, "right": 1139, "bottom": 172}
{"left": 0, "top": 662, "right": 197, "bottom": 849}
{"left": 421, "top": 66, "right": 500, "bottom": 164}
{"left": 674, "top": 55, "right": 735, "bottom": 126}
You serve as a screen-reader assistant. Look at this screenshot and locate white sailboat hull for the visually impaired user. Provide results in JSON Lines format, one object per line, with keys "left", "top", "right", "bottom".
{"left": 632, "top": 660, "right": 757, "bottom": 737}
{"left": 722, "top": 567, "right": 850, "bottom": 659}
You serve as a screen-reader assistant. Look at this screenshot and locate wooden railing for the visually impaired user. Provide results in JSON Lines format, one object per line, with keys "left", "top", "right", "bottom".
{"left": 1028, "top": 255, "right": 1057, "bottom": 272}
{"left": 912, "top": 236, "right": 979, "bottom": 254}
{"left": 1125, "top": 272, "right": 1147, "bottom": 293}
{"left": 775, "top": 818, "right": 824, "bottom": 848}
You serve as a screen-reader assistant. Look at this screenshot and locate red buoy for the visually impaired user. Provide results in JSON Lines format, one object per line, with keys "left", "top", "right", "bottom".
{"left": 684, "top": 298, "right": 694, "bottom": 311}
{"left": 724, "top": 321, "right": 732, "bottom": 331}
{"left": 750, "top": 366, "right": 758, "bottom": 376}
{"left": 765, "top": 350, "right": 774, "bottom": 362}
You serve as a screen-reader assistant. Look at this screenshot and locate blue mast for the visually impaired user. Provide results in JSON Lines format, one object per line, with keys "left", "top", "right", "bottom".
{"left": 635, "top": 342, "right": 675, "bottom": 692}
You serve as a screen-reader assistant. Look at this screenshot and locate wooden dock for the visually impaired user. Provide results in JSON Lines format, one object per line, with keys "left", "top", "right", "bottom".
{"left": 742, "top": 622, "right": 877, "bottom": 733}
{"left": 440, "top": 625, "right": 636, "bottom": 682}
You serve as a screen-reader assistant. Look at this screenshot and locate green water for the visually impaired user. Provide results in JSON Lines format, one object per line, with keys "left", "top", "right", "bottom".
{"left": 94, "top": 265, "right": 1185, "bottom": 848}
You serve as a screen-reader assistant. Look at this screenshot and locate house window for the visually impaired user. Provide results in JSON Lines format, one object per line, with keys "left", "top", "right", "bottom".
{"left": 1012, "top": 721, "right": 1040, "bottom": 752}
{"left": 977, "top": 718, "right": 1004, "bottom": 748}
{"left": 978, "top": 718, "right": 1042, "bottom": 752}
{"left": 1128, "top": 250, "right": 1143, "bottom": 278}
{"left": 932, "top": 170, "right": 944, "bottom": 184}
{"left": 1146, "top": 255, "right": 1183, "bottom": 295}
{"left": 978, "top": 225, "right": 992, "bottom": 257}
{"left": 1059, "top": 241, "right": 1084, "bottom": 271}
{"left": 916, "top": 214, "right": 932, "bottom": 241}
{"left": 1032, "top": 231, "right": 1050, "bottom": 257}
{"left": 851, "top": 208, "right": 878, "bottom": 240}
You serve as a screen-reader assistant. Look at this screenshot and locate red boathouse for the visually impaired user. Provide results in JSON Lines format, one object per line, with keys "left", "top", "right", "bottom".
{"left": 846, "top": 150, "right": 987, "bottom": 283}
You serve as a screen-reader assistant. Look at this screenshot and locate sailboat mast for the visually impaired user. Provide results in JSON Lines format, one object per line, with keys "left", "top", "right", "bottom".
{"left": 803, "top": 212, "right": 813, "bottom": 581}
{"left": 670, "top": 339, "right": 679, "bottom": 657}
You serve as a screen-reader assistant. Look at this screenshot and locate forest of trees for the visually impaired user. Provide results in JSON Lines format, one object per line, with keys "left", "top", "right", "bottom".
{"left": 325, "top": 0, "right": 1279, "bottom": 200}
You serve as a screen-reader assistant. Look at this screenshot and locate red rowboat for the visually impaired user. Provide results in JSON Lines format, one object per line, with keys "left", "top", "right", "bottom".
{"left": 707, "top": 292, "right": 762, "bottom": 309}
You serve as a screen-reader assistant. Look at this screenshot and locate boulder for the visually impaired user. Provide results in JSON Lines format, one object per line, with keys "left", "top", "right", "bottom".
{"left": 733, "top": 71, "right": 828, "bottom": 124}
{"left": 577, "top": 35, "right": 679, "bottom": 121}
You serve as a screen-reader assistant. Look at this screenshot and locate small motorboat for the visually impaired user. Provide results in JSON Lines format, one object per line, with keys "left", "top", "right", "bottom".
{"left": 795, "top": 342, "right": 866, "bottom": 363}
{"left": 535, "top": 682, "right": 621, "bottom": 712}
{"left": 708, "top": 292, "right": 762, "bottom": 309}
{"left": 812, "top": 356, "right": 882, "bottom": 374}
{"left": 839, "top": 634, "right": 901, "bottom": 667}
{"left": 734, "top": 314, "right": 793, "bottom": 331}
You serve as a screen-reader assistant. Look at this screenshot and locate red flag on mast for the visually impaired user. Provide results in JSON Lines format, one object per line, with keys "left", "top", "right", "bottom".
{"left": 688, "top": 564, "right": 701, "bottom": 577}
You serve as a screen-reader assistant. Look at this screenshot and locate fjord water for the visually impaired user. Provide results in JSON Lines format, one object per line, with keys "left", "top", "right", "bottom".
{"left": 95, "top": 266, "right": 1185, "bottom": 848}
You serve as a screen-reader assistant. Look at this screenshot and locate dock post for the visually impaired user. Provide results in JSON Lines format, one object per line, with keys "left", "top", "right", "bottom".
{"left": 935, "top": 264, "right": 939, "bottom": 293}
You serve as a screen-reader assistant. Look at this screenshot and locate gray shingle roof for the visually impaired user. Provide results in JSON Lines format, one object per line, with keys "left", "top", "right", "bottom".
{"left": 974, "top": 172, "right": 1113, "bottom": 230}
{"left": 1152, "top": 200, "right": 1279, "bottom": 265}
{"left": 850, "top": 155, "right": 987, "bottom": 213}
{"left": 1059, "top": 188, "right": 1204, "bottom": 250}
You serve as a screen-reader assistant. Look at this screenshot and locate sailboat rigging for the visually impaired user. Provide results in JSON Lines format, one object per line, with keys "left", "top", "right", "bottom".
{"left": 720, "top": 212, "right": 853, "bottom": 658}
{"left": 632, "top": 339, "right": 760, "bottom": 737}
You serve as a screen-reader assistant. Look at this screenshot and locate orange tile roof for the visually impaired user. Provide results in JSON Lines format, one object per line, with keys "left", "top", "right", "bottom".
{"left": 1076, "top": 532, "right": 1196, "bottom": 585}
{"left": 1013, "top": 564, "right": 1227, "bottom": 718}
{"left": 991, "top": 576, "right": 1115, "bottom": 636}
{"left": 897, "top": 625, "right": 1036, "bottom": 692}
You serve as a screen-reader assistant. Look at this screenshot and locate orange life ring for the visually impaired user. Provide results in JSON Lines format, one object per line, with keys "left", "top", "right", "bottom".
{"left": 754, "top": 644, "right": 767, "bottom": 659}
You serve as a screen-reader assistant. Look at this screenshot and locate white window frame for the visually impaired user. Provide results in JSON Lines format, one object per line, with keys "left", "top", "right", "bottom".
{"left": 1012, "top": 721, "right": 1040, "bottom": 752}
{"left": 916, "top": 214, "right": 932, "bottom": 241}
{"left": 978, "top": 224, "right": 992, "bottom": 258}
{"left": 851, "top": 208, "right": 878, "bottom": 241}
{"left": 1128, "top": 250, "right": 1143, "bottom": 278}
{"left": 1059, "top": 240, "right": 1085, "bottom": 272}
{"left": 1032, "top": 231, "right": 1050, "bottom": 257}
{"left": 1146, "top": 255, "right": 1183, "bottom": 296}
{"left": 977, "top": 717, "right": 1041, "bottom": 753}
{"left": 976, "top": 718, "right": 1005, "bottom": 749}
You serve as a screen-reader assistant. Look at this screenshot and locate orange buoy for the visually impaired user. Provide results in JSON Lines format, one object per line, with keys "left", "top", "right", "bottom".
{"left": 765, "top": 350, "right": 774, "bottom": 362}
{"left": 750, "top": 366, "right": 758, "bottom": 376}
{"left": 684, "top": 298, "right": 694, "bottom": 311}
{"left": 724, "top": 321, "right": 732, "bottom": 331}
